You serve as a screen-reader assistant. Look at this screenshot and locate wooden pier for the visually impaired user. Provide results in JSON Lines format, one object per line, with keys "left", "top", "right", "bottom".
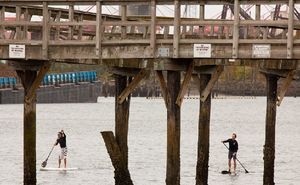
{"left": 0, "top": 0, "right": 300, "bottom": 184}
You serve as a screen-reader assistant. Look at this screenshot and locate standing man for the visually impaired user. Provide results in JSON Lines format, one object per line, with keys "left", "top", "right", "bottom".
{"left": 54, "top": 130, "right": 67, "bottom": 168}
{"left": 222, "top": 133, "right": 238, "bottom": 174}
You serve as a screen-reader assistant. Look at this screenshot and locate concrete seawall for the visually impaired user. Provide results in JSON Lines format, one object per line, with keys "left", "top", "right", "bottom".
{"left": 0, "top": 82, "right": 101, "bottom": 104}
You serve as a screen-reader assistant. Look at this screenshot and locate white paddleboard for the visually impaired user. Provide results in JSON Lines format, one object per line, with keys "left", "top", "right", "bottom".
{"left": 40, "top": 167, "right": 79, "bottom": 171}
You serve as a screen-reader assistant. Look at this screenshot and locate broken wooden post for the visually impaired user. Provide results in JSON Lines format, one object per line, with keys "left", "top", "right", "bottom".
{"left": 15, "top": 61, "right": 50, "bottom": 185}
{"left": 101, "top": 131, "right": 133, "bottom": 185}
{"left": 166, "top": 70, "right": 181, "bottom": 185}
{"left": 263, "top": 74, "right": 278, "bottom": 185}
{"left": 101, "top": 74, "right": 133, "bottom": 185}
{"left": 196, "top": 74, "right": 212, "bottom": 185}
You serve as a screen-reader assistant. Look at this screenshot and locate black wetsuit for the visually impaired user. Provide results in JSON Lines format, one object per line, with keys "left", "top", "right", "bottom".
{"left": 55, "top": 133, "right": 67, "bottom": 148}
{"left": 224, "top": 139, "right": 238, "bottom": 153}
{"left": 224, "top": 139, "right": 238, "bottom": 159}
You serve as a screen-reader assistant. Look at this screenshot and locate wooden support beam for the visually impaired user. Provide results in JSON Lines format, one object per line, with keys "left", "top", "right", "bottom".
{"left": 256, "top": 4, "right": 261, "bottom": 20}
{"left": 26, "top": 62, "right": 51, "bottom": 102}
{"left": 199, "top": 4, "right": 205, "bottom": 38}
{"left": 176, "top": 61, "right": 194, "bottom": 106}
{"left": 16, "top": 6, "right": 22, "bottom": 40}
{"left": 156, "top": 70, "right": 168, "bottom": 108}
{"left": 96, "top": 1, "right": 102, "bottom": 58}
{"left": 259, "top": 68, "right": 299, "bottom": 80}
{"left": 263, "top": 74, "right": 278, "bottom": 185}
{"left": 42, "top": 2, "right": 49, "bottom": 59}
{"left": 192, "top": 74, "right": 201, "bottom": 93}
{"left": 200, "top": 65, "right": 224, "bottom": 102}
{"left": 196, "top": 74, "right": 211, "bottom": 185}
{"left": 232, "top": 0, "right": 240, "bottom": 58}
{"left": 173, "top": 0, "right": 180, "bottom": 58}
{"left": 0, "top": 6, "right": 5, "bottom": 39}
{"left": 24, "top": 8, "right": 30, "bottom": 40}
{"left": 115, "top": 75, "right": 131, "bottom": 170}
{"left": 150, "top": 0, "right": 156, "bottom": 57}
{"left": 287, "top": 0, "right": 294, "bottom": 59}
{"left": 68, "top": 4, "right": 74, "bottom": 40}
{"left": 16, "top": 70, "right": 38, "bottom": 185}
{"left": 78, "top": 14, "right": 83, "bottom": 40}
{"left": 54, "top": 11, "right": 61, "bottom": 40}
{"left": 166, "top": 70, "right": 181, "bottom": 185}
{"left": 101, "top": 131, "right": 133, "bottom": 185}
{"left": 118, "top": 69, "right": 149, "bottom": 104}
{"left": 277, "top": 70, "right": 296, "bottom": 106}
{"left": 121, "top": 5, "right": 127, "bottom": 39}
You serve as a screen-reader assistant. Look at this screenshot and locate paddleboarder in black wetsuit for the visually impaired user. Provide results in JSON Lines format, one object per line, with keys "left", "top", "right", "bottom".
{"left": 222, "top": 133, "right": 238, "bottom": 174}
{"left": 54, "top": 130, "right": 67, "bottom": 168}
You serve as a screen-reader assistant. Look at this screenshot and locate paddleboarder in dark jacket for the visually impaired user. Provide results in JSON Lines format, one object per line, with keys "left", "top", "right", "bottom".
{"left": 54, "top": 130, "right": 67, "bottom": 168}
{"left": 222, "top": 133, "right": 238, "bottom": 173}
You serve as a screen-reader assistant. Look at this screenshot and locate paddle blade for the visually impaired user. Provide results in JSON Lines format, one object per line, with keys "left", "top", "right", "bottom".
{"left": 41, "top": 161, "right": 47, "bottom": 168}
{"left": 245, "top": 169, "right": 249, "bottom": 173}
{"left": 221, "top": 170, "right": 231, "bottom": 174}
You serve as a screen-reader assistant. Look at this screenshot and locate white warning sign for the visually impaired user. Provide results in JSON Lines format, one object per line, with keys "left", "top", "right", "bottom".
{"left": 194, "top": 44, "right": 211, "bottom": 58}
{"left": 252, "top": 44, "right": 271, "bottom": 58}
{"left": 9, "top": 44, "right": 25, "bottom": 59}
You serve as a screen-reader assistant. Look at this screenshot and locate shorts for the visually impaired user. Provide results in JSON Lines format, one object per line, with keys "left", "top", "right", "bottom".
{"left": 228, "top": 151, "right": 237, "bottom": 160}
{"left": 59, "top": 147, "right": 67, "bottom": 160}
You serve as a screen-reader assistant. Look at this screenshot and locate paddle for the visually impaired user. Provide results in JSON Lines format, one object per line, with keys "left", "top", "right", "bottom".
{"left": 41, "top": 144, "right": 55, "bottom": 168}
{"left": 222, "top": 142, "right": 249, "bottom": 173}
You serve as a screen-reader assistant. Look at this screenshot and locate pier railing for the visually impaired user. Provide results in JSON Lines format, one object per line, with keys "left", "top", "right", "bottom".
{"left": 0, "top": 0, "right": 300, "bottom": 60}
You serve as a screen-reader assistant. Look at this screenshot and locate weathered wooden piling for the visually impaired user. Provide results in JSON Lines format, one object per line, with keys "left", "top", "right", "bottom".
{"left": 196, "top": 74, "right": 212, "bottom": 185}
{"left": 101, "top": 74, "right": 133, "bottom": 185}
{"left": 166, "top": 71, "right": 181, "bottom": 185}
{"left": 14, "top": 61, "right": 50, "bottom": 185}
{"left": 17, "top": 70, "right": 37, "bottom": 185}
{"left": 263, "top": 74, "right": 278, "bottom": 185}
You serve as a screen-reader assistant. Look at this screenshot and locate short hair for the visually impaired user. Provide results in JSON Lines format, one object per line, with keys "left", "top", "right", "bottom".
{"left": 233, "top": 133, "right": 237, "bottom": 138}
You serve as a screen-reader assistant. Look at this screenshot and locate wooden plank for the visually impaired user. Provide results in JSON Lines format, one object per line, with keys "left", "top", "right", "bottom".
{"left": 68, "top": 4, "right": 74, "bottom": 40}
{"left": 287, "top": 0, "right": 294, "bottom": 59}
{"left": 196, "top": 74, "right": 211, "bottom": 185}
{"left": 277, "top": 70, "right": 295, "bottom": 106}
{"left": 200, "top": 65, "right": 224, "bottom": 102}
{"left": 232, "top": 0, "right": 240, "bottom": 58}
{"left": 173, "top": 0, "right": 180, "bottom": 58}
{"left": 175, "top": 61, "right": 194, "bottom": 106}
{"left": 117, "top": 69, "right": 149, "bottom": 104}
{"left": 42, "top": 2, "right": 49, "bottom": 59}
{"left": 26, "top": 62, "right": 51, "bottom": 100}
{"left": 96, "top": 1, "right": 102, "bottom": 57}
{"left": 156, "top": 70, "right": 168, "bottom": 108}
{"left": 263, "top": 74, "right": 278, "bottom": 185}
{"left": 101, "top": 131, "right": 133, "bottom": 185}
{"left": 150, "top": 0, "right": 156, "bottom": 57}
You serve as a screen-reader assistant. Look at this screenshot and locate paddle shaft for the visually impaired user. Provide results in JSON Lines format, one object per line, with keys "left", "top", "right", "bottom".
{"left": 222, "top": 142, "right": 249, "bottom": 173}
{"left": 45, "top": 145, "right": 55, "bottom": 161}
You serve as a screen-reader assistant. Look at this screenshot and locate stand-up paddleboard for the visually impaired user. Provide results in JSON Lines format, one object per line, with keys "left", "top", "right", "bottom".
{"left": 40, "top": 167, "right": 79, "bottom": 171}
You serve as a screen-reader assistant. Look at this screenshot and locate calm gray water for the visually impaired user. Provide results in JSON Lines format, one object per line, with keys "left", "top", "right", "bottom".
{"left": 0, "top": 97, "right": 299, "bottom": 185}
